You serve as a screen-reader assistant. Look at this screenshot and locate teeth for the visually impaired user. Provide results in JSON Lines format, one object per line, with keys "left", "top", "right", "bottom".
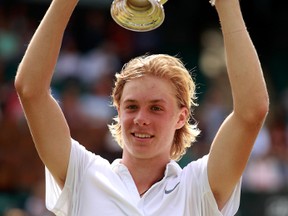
{"left": 134, "top": 133, "right": 151, "bottom": 138}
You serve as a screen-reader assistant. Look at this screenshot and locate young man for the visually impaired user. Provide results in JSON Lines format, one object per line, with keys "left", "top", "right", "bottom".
{"left": 14, "top": 0, "right": 269, "bottom": 215}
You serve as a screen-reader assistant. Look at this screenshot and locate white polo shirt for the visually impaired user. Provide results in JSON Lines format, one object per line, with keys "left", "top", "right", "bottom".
{"left": 45, "top": 139, "right": 241, "bottom": 216}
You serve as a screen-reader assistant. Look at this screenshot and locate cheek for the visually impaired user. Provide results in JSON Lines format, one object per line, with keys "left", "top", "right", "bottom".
{"left": 159, "top": 114, "right": 180, "bottom": 134}
{"left": 120, "top": 113, "right": 133, "bottom": 130}
{"left": 156, "top": 117, "right": 173, "bottom": 133}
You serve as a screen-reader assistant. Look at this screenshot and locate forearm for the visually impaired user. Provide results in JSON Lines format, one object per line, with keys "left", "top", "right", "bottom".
{"left": 15, "top": 0, "right": 78, "bottom": 97}
{"left": 215, "top": 0, "right": 269, "bottom": 120}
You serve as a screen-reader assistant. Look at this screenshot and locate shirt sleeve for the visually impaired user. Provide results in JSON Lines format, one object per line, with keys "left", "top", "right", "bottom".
{"left": 45, "top": 139, "right": 95, "bottom": 216}
{"left": 185, "top": 155, "right": 241, "bottom": 216}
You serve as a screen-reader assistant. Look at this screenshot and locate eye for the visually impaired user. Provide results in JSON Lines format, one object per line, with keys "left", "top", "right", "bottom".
{"left": 126, "top": 105, "right": 138, "bottom": 110}
{"left": 151, "top": 106, "right": 162, "bottom": 111}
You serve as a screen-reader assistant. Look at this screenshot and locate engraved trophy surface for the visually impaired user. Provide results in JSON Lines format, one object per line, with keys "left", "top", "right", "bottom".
{"left": 111, "top": 0, "right": 168, "bottom": 32}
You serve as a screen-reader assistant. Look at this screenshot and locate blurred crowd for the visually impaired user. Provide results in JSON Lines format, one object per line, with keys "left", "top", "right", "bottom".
{"left": 0, "top": 1, "right": 287, "bottom": 215}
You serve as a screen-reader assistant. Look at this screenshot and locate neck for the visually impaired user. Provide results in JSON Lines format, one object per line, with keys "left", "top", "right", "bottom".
{"left": 121, "top": 153, "right": 170, "bottom": 196}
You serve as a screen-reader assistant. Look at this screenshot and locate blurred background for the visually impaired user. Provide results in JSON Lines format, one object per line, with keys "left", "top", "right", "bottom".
{"left": 0, "top": 0, "right": 287, "bottom": 215}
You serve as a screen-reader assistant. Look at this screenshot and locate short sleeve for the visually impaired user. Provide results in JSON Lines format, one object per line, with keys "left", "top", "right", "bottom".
{"left": 45, "top": 139, "right": 95, "bottom": 215}
{"left": 184, "top": 155, "right": 241, "bottom": 216}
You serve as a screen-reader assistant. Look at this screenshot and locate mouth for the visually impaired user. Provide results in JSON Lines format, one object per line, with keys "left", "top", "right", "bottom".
{"left": 132, "top": 133, "right": 154, "bottom": 139}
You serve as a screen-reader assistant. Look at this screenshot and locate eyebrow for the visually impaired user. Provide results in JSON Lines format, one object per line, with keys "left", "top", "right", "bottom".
{"left": 123, "top": 99, "right": 167, "bottom": 104}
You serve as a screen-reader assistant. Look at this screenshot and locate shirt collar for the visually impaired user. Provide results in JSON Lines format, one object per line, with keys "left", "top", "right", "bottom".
{"left": 111, "top": 159, "right": 182, "bottom": 178}
{"left": 164, "top": 160, "right": 182, "bottom": 177}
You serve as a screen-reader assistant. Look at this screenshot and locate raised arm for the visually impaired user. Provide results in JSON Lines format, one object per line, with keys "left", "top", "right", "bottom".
{"left": 207, "top": 0, "right": 269, "bottom": 209}
{"left": 14, "top": 0, "right": 78, "bottom": 188}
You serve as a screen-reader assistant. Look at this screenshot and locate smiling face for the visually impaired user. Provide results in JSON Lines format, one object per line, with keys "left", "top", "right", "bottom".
{"left": 118, "top": 75, "right": 188, "bottom": 162}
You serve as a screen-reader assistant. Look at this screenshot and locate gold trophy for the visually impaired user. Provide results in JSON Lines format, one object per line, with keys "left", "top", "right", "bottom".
{"left": 111, "top": 0, "right": 168, "bottom": 32}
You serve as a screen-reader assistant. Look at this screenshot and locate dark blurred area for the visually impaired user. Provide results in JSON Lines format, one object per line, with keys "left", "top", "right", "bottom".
{"left": 0, "top": 0, "right": 287, "bottom": 215}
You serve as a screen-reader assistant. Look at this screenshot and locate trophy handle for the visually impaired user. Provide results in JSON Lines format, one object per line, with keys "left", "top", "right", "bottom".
{"left": 111, "top": 0, "right": 168, "bottom": 32}
{"left": 159, "top": 0, "right": 168, "bottom": 5}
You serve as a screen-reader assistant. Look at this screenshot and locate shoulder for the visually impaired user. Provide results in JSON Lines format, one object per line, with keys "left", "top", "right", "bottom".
{"left": 179, "top": 155, "right": 210, "bottom": 194}
{"left": 70, "top": 139, "right": 111, "bottom": 170}
{"left": 183, "top": 155, "right": 209, "bottom": 176}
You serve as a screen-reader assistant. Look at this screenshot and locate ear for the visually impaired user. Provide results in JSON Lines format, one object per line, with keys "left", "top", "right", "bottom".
{"left": 175, "top": 107, "right": 188, "bottom": 129}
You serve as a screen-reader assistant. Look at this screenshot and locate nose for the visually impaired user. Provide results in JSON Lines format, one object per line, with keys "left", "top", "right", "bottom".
{"left": 133, "top": 109, "right": 150, "bottom": 126}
